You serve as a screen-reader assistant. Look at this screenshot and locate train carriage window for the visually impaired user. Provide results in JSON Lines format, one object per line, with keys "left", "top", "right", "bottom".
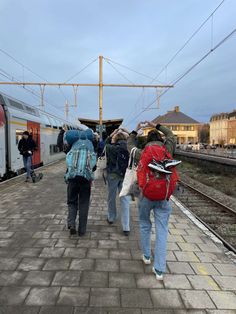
{"left": 50, "top": 144, "right": 60, "bottom": 155}
{"left": 16, "top": 129, "right": 24, "bottom": 145}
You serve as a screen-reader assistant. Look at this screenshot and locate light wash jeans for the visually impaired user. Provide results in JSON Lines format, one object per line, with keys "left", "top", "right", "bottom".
{"left": 23, "top": 156, "right": 33, "bottom": 178}
{"left": 107, "top": 174, "right": 130, "bottom": 231}
{"left": 138, "top": 196, "right": 172, "bottom": 272}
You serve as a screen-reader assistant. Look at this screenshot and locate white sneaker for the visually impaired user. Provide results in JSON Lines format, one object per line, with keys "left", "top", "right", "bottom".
{"left": 152, "top": 267, "right": 164, "bottom": 280}
{"left": 142, "top": 255, "right": 151, "bottom": 265}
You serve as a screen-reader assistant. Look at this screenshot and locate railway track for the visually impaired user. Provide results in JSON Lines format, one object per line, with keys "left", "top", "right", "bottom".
{"left": 174, "top": 180, "right": 236, "bottom": 254}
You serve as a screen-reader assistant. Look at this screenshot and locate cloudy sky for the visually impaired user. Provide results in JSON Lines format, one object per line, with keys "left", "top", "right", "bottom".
{"left": 0, "top": 0, "right": 235, "bottom": 129}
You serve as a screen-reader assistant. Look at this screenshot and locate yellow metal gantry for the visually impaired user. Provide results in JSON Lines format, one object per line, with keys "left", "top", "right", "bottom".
{"left": 0, "top": 56, "right": 174, "bottom": 136}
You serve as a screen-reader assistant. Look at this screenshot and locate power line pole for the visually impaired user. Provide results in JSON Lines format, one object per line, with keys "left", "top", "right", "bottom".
{"left": 99, "top": 56, "right": 103, "bottom": 138}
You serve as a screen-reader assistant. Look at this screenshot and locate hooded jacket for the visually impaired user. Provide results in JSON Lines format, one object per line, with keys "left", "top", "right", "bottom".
{"left": 127, "top": 125, "right": 176, "bottom": 164}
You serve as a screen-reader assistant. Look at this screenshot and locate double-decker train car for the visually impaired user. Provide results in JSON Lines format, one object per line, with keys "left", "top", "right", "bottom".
{"left": 0, "top": 93, "right": 87, "bottom": 180}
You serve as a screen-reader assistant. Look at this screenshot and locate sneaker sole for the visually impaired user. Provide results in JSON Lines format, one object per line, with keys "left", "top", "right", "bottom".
{"left": 142, "top": 256, "right": 151, "bottom": 265}
{"left": 152, "top": 267, "right": 164, "bottom": 280}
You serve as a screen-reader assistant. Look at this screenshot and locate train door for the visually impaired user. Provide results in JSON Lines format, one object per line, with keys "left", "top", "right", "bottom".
{"left": 0, "top": 104, "right": 6, "bottom": 179}
{"left": 27, "top": 121, "right": 41, "bottom": 166}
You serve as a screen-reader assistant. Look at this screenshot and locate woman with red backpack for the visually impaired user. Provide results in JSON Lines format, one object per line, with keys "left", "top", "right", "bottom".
{"left": 127, "top": 121, "right": 178, "bottom": 280}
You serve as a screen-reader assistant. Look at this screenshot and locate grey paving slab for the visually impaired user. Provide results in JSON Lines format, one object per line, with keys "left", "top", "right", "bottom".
{"left": 39, "top": 306, "right": 74, "bottom": 314}
{"left": 174, "top": 251, "right": 200, "bottom": 262}
{"left": 187, "top": 275, "right": 220, "bottom": 290}
{"left": 194, "top": 252, "right": 231, "bottom": 263}
{"left": 57, "top": 287, "right": 90, "bottom": 306}
{"left": 70, "top": 258, "right": 95, "bottom": 270}
{"left": 22, "top": 271, "right": 54, "bottom": 286}
{"left": 18, "top": 258, "right": 45, "bottom": 271}
{"left": 197, "top": 243, "right": 223, "bottom": 254}
{"left": 190, "top": 263, "right": 220, "bottom": 276}
{"left": 63, "top": 247, "right": 87, "bottom": 258}
{"left": 150, "top": 289, "right": 183, "bottom": 309}
{"left": 90, "top": 288, "right": 120, "bottom": 307}
{"left": 109, "top": 249, "right": 132, "bottom": 260}
{"left": 87, "top": 248, "right": 109, "bottom": 259}
{"left": 136, "top": 273, "right": 163, "bottom": 288}
{"left": 207, "top": 291, "right": 236, "bottom": 309}
{"left": 167, "top": 262, "right": 195, "bottom": 274}
{"left": 163, "top": 274, "right": 192, "bottom": 289}
{"left": 95, "top": 259, "right": 119, "bottom": 272}
{"left": 16, "top": 248, "right": 42, "bottom": 258}
{"left": 109, "top": 272, "right": 136, "bottom": 288}
{"left": 43, "top": 258, "right": 71, "bottom": 270}
{"left": 179, "top": 290, "right": 216, "bottom": 309}
{"left": 25, "top": 287, "right": 60, "bottom": 306}
{"left": 0, "top": 258, "right": 20, "bottom": 270}
{"left": 213, "top": 263, "right": 236, "bottom": 276}
{"left": 80, "top": 270, "right": 108, "bottom": 287}
{"left": 120, "top": 260, "right": 144, "bottom": 273}
{"left": 0, "top": 306, "right": 40, "bottom": 314}
{"left": 0, "top": 271, "right": 26, "bottom": 286}
{"left": 206, "top": 311, "right": 236, "bottom": 314}
{"left": 0, "top": 286, "right": 30, "bottom": 305}
{"left": 121, "top": 288, "right": 153, "bottom": 308}
{"left": 212, "top": 275, "right": 236, "bottom": 290}
{"left": 51, "top": 270, "right": 81, "bottom": 286}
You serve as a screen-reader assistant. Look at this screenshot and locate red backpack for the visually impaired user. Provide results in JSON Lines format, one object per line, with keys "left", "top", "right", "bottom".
{"left": 137, "top": 144, "right": 179, "bottom": 201}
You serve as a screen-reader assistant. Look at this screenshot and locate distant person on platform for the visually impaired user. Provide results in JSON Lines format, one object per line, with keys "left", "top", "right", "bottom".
{"left": 18, "top": 131, "right": 37, "bottom": 182}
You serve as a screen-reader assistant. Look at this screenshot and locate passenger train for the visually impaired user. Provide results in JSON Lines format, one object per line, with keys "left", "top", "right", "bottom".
{"left": 0, "top": 93, "right": 87, "bottom": 180}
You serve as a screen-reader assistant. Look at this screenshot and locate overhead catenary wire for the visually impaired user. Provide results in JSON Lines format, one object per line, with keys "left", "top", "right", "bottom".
{"left": 64, "top": 57, "right": 98, "bottom": 83}
{"left": 104, "top": 58, "right": 135, "bottom": 85}
{"left": 150, "top": 0, "right": 226, "bottom": 83}
{"left": 126, "top": 27, "right": 236, "bottom": 126}
{"left": 124, "top": 0, "right": 227, "bottom": 124}
{"left": 0, "top": 68, "right": 65, "bottom": 114}
{"left": 104, "top": 57, "right": 164, "bottom": 83}
{"left": 0, "top": 46, "right": 68, "bottom": 102}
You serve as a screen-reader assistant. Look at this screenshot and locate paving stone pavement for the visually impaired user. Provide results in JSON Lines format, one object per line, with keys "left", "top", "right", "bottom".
{"left": 0, "top": 160, "right": 235, "bottom": 313}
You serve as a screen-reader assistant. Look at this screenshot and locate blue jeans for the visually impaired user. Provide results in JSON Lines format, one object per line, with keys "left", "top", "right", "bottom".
{"left": 107, "top": 174, "right": 130, "bottom": 231}
{"left": 138, "top": 196, "right": 172, "bottom": 272}
{"left": 23, "top": 156, "right": 33, "bottom": 178}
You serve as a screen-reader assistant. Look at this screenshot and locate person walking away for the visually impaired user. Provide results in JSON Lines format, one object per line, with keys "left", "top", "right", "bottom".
{"left": 18, "top": 131, "right": 37, "bottom": 182}
{"left": 106, "top": 128, "right": 131, "bottom": 236}
{"left": 127, "top": 121, "right": 177, "bottom": 280}
{"left": 64, "top": 129, "right": 97, "bottom": 236}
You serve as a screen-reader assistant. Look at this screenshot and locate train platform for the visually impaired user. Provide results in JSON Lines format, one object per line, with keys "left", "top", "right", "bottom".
{"left": 0, "top": 160, "right": 236, "bottom": 314}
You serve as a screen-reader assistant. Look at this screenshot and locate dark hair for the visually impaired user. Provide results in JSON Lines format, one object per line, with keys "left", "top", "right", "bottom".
{"left": 23, "top": 131, "right": 29, "bottom": 136}
{"left": 147, "top": 129, "right": 163, "bottom": 143}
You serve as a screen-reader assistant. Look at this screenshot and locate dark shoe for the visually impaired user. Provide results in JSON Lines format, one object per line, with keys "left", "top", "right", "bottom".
{"left": 123, "top": 231, "right": 130, "bottom": 236}
{"left": 78, "top": 232, "right": 85, "bottom": 237}
{"left": 107, "top": 218, "right": 113, "bottom": 225}
{"left": 25, "top": 177, "right": 30, "bottom": 182}
{"left": 70, "top": 228, "right": 76, "bottom": 235}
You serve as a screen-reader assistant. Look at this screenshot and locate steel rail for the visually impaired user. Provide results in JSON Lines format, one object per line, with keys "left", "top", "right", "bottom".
{"left": 176, "top": 180, "right": 236, "bottom": 254}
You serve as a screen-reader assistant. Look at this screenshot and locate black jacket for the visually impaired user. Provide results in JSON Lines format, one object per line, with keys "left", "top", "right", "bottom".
{"left": 18, "top": 137, "right": 36, "bottom": 157}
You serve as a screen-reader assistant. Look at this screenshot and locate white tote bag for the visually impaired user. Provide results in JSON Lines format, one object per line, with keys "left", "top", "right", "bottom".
{"left": 119, "top": 148, "right": 137, "bottom": 197}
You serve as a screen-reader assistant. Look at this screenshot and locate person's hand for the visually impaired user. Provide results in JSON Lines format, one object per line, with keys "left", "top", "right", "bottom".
{"left": 111, "top": 134, "right": 117, "bottom": 144}
{"left": 119, "top": 126, "right": 130, "bottom": 134}
{"left": 145, "top": 121, "right": 156, "bottom": 128}
{"left": 110, "top": 129, "right": 118, "bottom": 138}
{"left": 135, "top": 122, "right": 143, "bottom": 132}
